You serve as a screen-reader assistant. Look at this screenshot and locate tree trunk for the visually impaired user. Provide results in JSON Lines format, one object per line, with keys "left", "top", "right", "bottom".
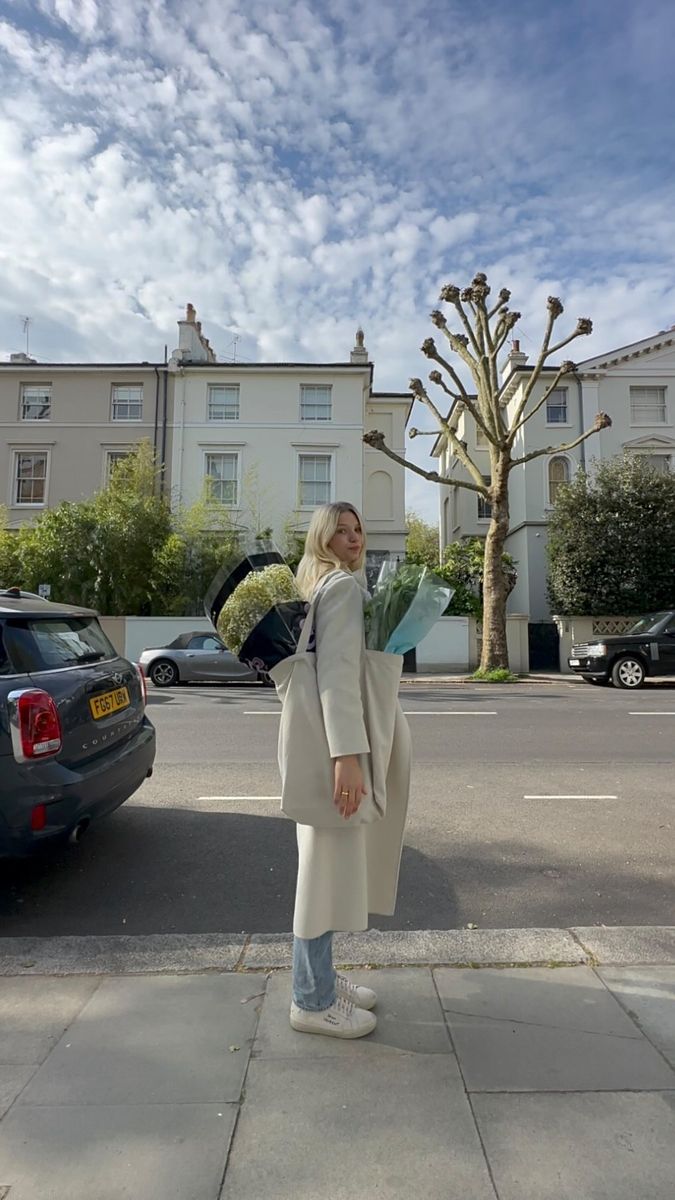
{"left": 480, "top": 459, "right": 510, "bottom": 672}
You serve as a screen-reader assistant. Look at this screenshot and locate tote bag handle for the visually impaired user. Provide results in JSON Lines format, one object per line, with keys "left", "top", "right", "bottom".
{"left": 295, "top": 569, "right": 343, "bottom": 655}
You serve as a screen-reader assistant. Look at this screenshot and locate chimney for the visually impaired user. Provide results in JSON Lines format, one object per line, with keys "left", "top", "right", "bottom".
{"left": 350, "top": 327, "right": 368, "bottom": 365}
{"left": 172, "top": 303, "right": 216, "bottom": 363}
{"left": 502, "top": 338, "right": 528, "bottom": 381}
{"left": 9, "top": 352, "right": 37, "bottom": 364}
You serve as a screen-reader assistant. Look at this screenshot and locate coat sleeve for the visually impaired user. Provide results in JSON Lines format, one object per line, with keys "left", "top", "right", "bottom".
{"left": 315, "top": 572, "right": 370, "bottom": 758}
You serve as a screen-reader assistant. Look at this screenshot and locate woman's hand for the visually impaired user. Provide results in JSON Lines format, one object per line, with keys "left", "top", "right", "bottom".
{"left": 333, "top": 754, "right": 368, "bottom": 820}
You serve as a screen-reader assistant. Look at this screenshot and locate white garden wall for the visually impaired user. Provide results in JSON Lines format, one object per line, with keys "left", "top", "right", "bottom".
{"left": 415, "top": 616, "right": 470, "bottom": 673}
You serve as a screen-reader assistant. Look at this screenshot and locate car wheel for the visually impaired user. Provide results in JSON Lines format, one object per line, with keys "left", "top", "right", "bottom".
{"left": 611, "top": 656, "right": 646, "bottom": 689}
{"left": 149, "top": 659, "right": 179, "bottom": 688}
{"left": 257, "top": 672, "right": 275, "bottom": 688}
{"left": 582, "top": 675, "right": 609, "bottom": 686}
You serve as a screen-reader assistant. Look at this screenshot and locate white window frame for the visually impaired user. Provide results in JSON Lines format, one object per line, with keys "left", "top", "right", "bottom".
{"left": 11, "top": 448, "right": 50, "bottom": 508}
{"left": 19, "top": 383, "right": 52, "bottom": 421}
{"left": 636, "top": 451, "right": 673, "bottom": 475}
{"left": 477, "top": 474, "right": 491, "bottom": 521}
{"left": 546, "top": 454, "right": 572, "bottom": 508}
{"left": 475, "top": 425, "right": 489, "bottom": 447}
{"left": 545, "top": 387, "right": 570, "bottom": 426}
{"left": 630, "top": 386, "right": 668, "bottom": 426}
{"left": 103, "top": 447, "right": 133, "bottom": 485}
{"left": 111, "top": 383, "right": 143, "bottom": 422}
{"left": 297, "top": 451, "right": 335, "bottom": 509}
{"left": 300, "top": 384, "right": 332, "bottom": 422}
{"left": 207, "top": 383, "right": 240, "bottom": 422}
{"left": 203, "top": 449, "right": 241, "bottom": 507}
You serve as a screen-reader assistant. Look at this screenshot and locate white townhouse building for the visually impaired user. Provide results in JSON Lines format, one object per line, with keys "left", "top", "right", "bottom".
{"left": 433, "top": 328, "right": 675, "bottom": 620}
{"left": 169, "top": 306, "right": 411, "bottom": 570}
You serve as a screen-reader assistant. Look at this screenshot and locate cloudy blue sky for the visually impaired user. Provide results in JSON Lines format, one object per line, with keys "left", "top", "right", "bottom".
{"left": 0, "top": 0, "right": 673, "bottom": 520}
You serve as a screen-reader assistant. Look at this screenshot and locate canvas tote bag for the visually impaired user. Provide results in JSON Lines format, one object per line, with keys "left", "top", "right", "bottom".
{"left": 268, "top": 577, "right": 403, "bottom": 829}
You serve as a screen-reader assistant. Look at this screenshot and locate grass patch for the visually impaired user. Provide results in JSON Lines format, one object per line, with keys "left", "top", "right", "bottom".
{"left": 472, "top": 667, "right": 519, "bottom": 683}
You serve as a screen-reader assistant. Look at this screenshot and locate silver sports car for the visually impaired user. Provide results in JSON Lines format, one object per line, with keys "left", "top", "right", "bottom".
{"left": 138, "top": 631, "right": 263, "bottom": 688}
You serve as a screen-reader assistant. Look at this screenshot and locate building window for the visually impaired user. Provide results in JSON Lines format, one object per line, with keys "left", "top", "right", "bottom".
{"left": 300, "top": 385, "right": 332, "bottom": 422}
{"left": 630, "top": 386, "right": 667, "bottom": 425}
{"left": 546, "top": 387, "right": 568, "bottom": 424}
{"left": 20, "top": 384, "right": 51, "bottom": 421}
{"left": 207, "top": 384, "right": 240, "bottom": 422}
{"left": 477, "top": 475, "right": 492, "bottom": 520}
{"left": 476, "top": 425, "right": 488, "bottom": 447}
{"left": 298, "top": 453, "right": 332, "bottom": 507}
{"left": 548, "top": 455, "right": 571, "bottom": 505}
{"left": 643, "top": 454, "right": 672, "bottom": 474}
{"left": 111, "top": 384, "right": 143, "bottom": 421}
{"left": 205, "top": 452, "right": 239, "bottom": 506}
{"left": 105, "top": 449, "right": 131, "bottom": 482}
{"left": 13, "top": 451, "right": 49, "bottom": 506}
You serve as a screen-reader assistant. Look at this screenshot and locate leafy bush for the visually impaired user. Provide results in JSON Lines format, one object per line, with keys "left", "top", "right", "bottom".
{"left": 547, "top": 455, "right": 675, "bottom": 615}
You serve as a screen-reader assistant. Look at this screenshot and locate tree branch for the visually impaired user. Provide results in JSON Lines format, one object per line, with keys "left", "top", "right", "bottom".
{"left": 362, "top": 431, "right": 486, "bottom": 494}
{"left": 426, "top": 365, "right": 495, "bottom": 444}
{"left": 509, "top": 310, "right": 592, "bottom": 434}
{"left": 509, "top": 360, "right": 575, "bottom": 439}
{"left": 408, "top": 380, "right": 488, "bottom": 489}
{"left": 510, "top": 413, "right": 612, "bottom": 466}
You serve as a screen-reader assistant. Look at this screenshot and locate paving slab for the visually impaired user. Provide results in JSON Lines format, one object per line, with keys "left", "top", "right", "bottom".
{"left": 434, "top": 966, "right": 645, "bottom": 1036}
{"left": 254, "top": 968, "right": 455, "bottom": 1059}
{"left": 0, "top": 934, "right": 246, "bottom": 975}
{"left": 435, "top": 968, "right": 675, "bottom": 1091}
{"left": 0, "top": 1102, "right": 236, "bottom": 1200}
{"left": 598, "top": 967, "right": 675, "bottom": 1061}
{"left": 473, "top": 1092, "right": 675, "bottom": 1200}
{"left": 0, "top": 1065, "right": 36, "bottom": 1119}
{"left": 0, "top": 976, "right": 99, "bottom": 1063}
{"left": 221, "top": 1054, "right": 496, "bottom": 1200}
{"left": 19, "top": 974, "right": 262, "bottom": 1106}
{"left": 572, "top": 926, "right": 675, "bottom": 965}
{"left": 243, "top": 928, "right": 588, "bottom": 969}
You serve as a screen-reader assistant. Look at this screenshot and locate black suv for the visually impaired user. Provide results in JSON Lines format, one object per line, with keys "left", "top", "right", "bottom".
{"left": 568, "top": 610, "right": 675, "bottom": 688}
{"left": 0, "top": 588, "right": 155, "bottom": 855}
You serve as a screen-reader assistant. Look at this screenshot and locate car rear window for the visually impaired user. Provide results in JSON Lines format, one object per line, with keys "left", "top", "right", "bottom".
{"left": 3, "top": 616, "right": 117, "bottom": 673}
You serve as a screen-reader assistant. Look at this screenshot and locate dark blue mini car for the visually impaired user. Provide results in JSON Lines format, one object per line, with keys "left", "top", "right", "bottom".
{"left": 0, "top": 588, "right": 155, "bottom": 856}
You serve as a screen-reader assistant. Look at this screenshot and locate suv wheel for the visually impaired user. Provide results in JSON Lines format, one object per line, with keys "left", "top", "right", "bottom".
{"left": 611, "top": 655, "right": 646, "bottom": 690}
{"left": 149, "top": 659, "right": 179, "bottom": 688}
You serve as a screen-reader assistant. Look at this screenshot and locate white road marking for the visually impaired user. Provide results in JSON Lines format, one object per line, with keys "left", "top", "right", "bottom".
{"left": 629, "top": 712, "right": 675, "bottom": 716}
{"left": 243, "top": 711, "right": 280, "bottom": 715}
{"left": 198, "top": 795, "right": 281, "bottom": 801}
{"left": 524, "top": 794, "right": 618, "bottom": 800}
{"left": 402, "top": 711, "right": 497, "bottom": 716}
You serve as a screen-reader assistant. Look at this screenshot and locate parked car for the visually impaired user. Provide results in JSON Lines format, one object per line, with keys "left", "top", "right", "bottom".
{"left": 568, "top": 610, "right": 675, "bottom": 688}
{"left": 138, "top": 631, "right": 265, "bottom": 687}
{"left": 0, "top": 587, "right": 155, "bottom": 856}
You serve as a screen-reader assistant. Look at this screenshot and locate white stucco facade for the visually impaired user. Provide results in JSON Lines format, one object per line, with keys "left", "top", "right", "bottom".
{"left": 168, "top": 313, "right": 410, "bottom": 563}
{"left": 435, "top": 329, "right": 675, "bottom": 619}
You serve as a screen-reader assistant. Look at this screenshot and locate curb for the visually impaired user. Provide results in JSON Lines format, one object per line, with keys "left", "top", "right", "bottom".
{"left": 1, "top": 927, "right": 674, "bottom": 976}
{"left": 400, "top": 674, "right": 571, "bottom": 685}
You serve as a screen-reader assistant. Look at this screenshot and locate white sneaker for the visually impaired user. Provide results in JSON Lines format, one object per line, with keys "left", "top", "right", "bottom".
{"left": 290, "top": 995, "right": 377, "bottom": 1039}
{"left": 335, "top": 972, "right": 377, "bottom": 1011}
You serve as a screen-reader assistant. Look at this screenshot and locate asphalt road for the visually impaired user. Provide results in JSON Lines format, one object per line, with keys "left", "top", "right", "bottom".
{"left": 2, "top": 679, "right": 674, "bottom": 936}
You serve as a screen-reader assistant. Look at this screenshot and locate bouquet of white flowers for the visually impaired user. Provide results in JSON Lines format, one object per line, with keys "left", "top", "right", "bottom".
{"left": 205, "top": 541, "right": 308, "bottom": 675}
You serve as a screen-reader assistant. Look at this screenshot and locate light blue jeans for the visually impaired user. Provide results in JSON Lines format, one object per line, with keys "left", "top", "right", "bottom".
{"left": 292, "top": 932, "right": 336, "bottom": 1011}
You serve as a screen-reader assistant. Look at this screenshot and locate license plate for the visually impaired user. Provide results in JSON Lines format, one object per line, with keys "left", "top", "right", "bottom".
{"left": 89, "top": 686, "right": 130, "bottom": 720}
{"left": 569, "top": 659, "right": 580, "bottom": 666}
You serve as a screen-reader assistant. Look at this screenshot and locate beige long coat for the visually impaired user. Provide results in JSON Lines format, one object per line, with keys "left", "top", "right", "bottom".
{"left": 293, "top": 570, "right": 411, "bottom": 940}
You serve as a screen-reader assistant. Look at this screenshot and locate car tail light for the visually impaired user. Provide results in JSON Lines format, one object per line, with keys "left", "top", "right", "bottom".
{"left": 8, "top": 689, "right": 63, "bottom": 762}
{"left": 135, "top": 663, "right": 148, "bottom": 707}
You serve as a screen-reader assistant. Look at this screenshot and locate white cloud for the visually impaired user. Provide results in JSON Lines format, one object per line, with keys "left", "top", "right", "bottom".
{"left": 0, "top": 0, "right": 674, "bottom": 528}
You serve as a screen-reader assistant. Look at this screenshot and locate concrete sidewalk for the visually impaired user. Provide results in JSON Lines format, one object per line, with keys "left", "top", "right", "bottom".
{"left": 1, "top": 927, "right": 674, "bottom": 1199}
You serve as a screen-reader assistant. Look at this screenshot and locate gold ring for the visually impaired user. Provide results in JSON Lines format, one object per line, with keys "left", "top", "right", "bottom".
{"left": 340, "top": 790, "right": 350, "bottom": 797}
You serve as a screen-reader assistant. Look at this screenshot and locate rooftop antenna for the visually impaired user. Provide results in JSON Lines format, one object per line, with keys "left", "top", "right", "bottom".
{"left": 232, "top": 335, "right": 239, "bottom": 363}
{"left": 21, "top": 316, "right": 32, "bottom": 356}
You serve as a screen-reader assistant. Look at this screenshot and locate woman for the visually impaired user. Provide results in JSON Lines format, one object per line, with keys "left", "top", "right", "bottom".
{"left": 289, "top": 502, "right": 411, "bottom": 1039}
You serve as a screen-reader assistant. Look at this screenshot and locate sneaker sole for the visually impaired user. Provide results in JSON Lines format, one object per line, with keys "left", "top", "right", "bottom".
{"left": 290, "top": 1015, "right": 377, "bottom": 1039}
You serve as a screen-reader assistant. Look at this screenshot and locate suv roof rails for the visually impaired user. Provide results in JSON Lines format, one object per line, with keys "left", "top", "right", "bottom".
{"left": 0, "top": 587, "right": 44, "bottom": 600}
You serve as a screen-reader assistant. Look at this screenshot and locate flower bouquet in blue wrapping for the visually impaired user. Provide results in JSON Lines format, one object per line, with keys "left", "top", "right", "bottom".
{"left": 364, "top": 560, "right": 453, "bottom": 654}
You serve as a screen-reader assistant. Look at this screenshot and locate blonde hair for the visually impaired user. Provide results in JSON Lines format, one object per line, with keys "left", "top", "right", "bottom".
{"left": 295, "top": 502, "right": 367, "bottom": 599}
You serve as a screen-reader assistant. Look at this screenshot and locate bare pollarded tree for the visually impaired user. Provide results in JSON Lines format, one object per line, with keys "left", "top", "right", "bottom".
{"left": 364, "top": 274, "right": 612, "bottom": 672}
